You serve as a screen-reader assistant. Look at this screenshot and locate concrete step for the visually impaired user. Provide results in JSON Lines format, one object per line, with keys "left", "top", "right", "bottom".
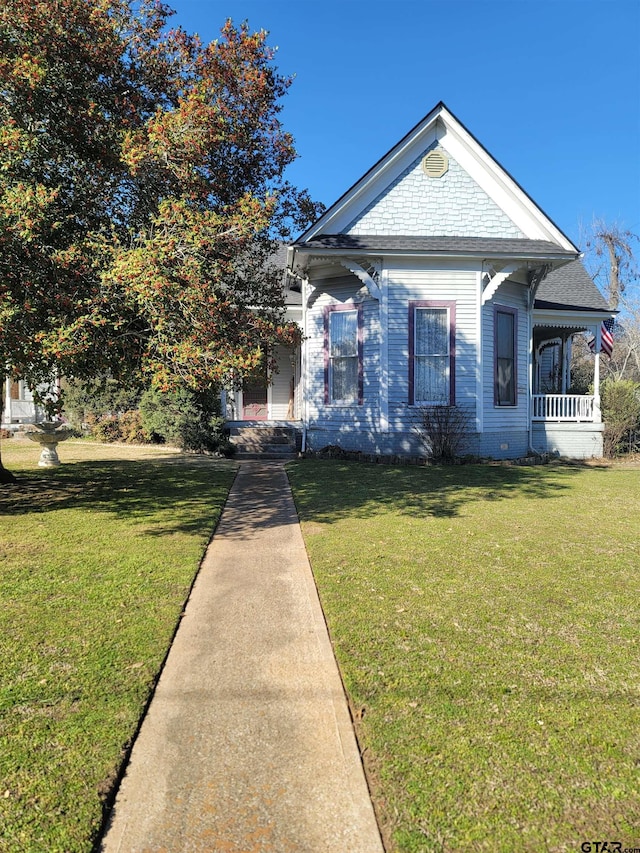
{"left": 228, "top": 424, "right": 301, "bottom": 458}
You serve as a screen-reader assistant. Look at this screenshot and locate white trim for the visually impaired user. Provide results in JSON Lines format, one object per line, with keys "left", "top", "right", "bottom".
{"left": 533, "top": 308, "right": 612, "bottom": 328}
{"left": 482, "top": 263, "right": 522, "bottom": 304}
{"left": 475, "top": 272, "right": 484, "bottom": 433}
{"left": 439, "top": 124, "right": 574, "bottom": 249}
{"left": 298, "top": 104, "right": 577, "bottom": 253}
{"left": 379, "top": 269, "right": 389, "bottom": 432}
{"left": 303, "top": 125, "right": 439, "bottom": 239}
{"left": 338, "top": 259, "right": 382, "bottom": 300}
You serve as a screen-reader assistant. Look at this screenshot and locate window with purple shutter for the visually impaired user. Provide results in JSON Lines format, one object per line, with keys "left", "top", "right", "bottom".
{"left": 494, "top": 305, "right": 517, "bottom": 406}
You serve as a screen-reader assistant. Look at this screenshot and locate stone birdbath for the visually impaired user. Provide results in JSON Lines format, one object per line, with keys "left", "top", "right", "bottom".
{"left": 26, "top": 421, "right": 73, "bottom": 467}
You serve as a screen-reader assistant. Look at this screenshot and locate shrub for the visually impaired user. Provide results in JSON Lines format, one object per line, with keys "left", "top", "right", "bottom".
{"left": 90, "top": 415, "right": 123, "bottom": 443}
{"left": 601, "top": 379, "right": 640, "bottom": 457}
{"left": 414, "top": 405, "right": 471, "bottom": 462}
{"left": 62, "top": 376, "right": 142, "bottom": 429}
{"left": 87, "top": 411, "right": 151, "bottom": 445}
{"left": 139, "top": 386, "right": 230, "bottom": 453}
{"left": 119, "top": 410, "right": 152, "bottom": 445}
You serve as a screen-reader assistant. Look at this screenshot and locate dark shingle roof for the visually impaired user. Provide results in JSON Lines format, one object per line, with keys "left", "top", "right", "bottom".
{"left": 535, "top": 261, "right": 610, "bottom": 312}
{"left": 294, "top": 234, "right": 576, "bottom": 259}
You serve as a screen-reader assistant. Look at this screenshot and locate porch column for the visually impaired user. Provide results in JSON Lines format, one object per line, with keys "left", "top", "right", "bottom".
{"left": 561, "top": 336, "right": 570, "bottom": 393}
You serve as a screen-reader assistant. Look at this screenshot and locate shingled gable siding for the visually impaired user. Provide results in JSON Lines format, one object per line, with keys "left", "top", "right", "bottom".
{"left": 345, "top": 145, "right": 525, "bottom": 239}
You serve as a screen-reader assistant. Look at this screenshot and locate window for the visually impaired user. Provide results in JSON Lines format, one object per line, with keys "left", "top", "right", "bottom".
{"left": 409, "top": 301, "right": 455, "bottom": 405}
{"left": 324, "top": 304, "right": 362, "bottom": 405}
{"left": 494, "top": 306, "right": 517, "bottom": 406}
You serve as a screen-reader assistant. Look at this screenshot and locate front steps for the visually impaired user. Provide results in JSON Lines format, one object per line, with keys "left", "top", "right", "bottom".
{"left": 226, "top": 423, "right": 302, "bottom": 459}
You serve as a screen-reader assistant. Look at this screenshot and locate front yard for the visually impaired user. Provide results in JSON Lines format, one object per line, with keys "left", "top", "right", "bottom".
{"left": 2, "top": 438, "right": 638, "bottom": 853}
{"left": 287, "top": 460, "right": 640, "bottom": 852}
{"left": 0, "top": 439, "right": 236, "bottom": 852}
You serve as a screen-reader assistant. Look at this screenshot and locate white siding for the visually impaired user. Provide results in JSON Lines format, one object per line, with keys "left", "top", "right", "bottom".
{"left": 532, "top": 423, "right": 604, "bottom": 459}
{"left": 386, "top": 261, "right": 478, "bottom": 434}
{"left": 306, "top": 277, "right": 381, "bottom": 443}
{"left": 482, "top": 281, "right": 530, "bottom": 433}
{"left": 269, "top": 345, "right": 296, "bottom": 420}
{"left": 305, "top": 262, "right": 480, "bottom": 453}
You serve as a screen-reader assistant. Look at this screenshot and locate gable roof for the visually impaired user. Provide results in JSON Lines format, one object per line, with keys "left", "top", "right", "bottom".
{"left": 535, "top": 260, "right": 611, "bottom": 312}
{"left": 297, "top": 102, "right": 578, "bottom": 254}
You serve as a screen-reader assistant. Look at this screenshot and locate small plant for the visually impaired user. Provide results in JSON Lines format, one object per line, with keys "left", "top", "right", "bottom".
{"left": 414, "top": 405, "right": 471, "bottom": 462}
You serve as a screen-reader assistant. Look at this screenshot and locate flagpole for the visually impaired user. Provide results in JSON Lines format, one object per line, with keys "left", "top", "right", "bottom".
{"left": 593, "top": 323, "right": 602, "bottom": 423}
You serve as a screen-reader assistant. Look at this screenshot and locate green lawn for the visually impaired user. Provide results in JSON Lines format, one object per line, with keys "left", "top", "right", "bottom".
{"left": 287, "top": 460, "right": 640, "bottom": 853}
{"left": 0, "top": 438, "right": 236, "bottom": 853}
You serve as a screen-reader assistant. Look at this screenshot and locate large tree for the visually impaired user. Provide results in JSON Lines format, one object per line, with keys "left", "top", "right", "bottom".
{"left": 582, "top": 220, "right": 640, "bottom": 384}
{"left": 0, "top": 0, "right": 320, "bottom": 481}
{"left": 584, "top": 220, "right": 639, "bottom": 311}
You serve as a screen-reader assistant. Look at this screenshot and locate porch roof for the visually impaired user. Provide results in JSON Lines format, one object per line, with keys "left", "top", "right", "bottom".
{"left": 535, "top": 260, "right": 610, "bottom": 312}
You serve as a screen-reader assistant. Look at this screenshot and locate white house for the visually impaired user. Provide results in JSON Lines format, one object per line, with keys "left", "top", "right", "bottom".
{"left": 2, "top": 377, "right": 43, "bottom": 430}
{"left": 227, "top": 103, "right": 612, "bottom": 460}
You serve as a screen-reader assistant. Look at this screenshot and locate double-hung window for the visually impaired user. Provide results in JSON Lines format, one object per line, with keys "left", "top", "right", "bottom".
{"left": 494, "top": 305, "right": 517, "bottom": 406}
{"left": 324, "top": 304, "right": 363, "bottom": 405}
{"left": 409, "top": 301, "right": 455, "bottom": 405}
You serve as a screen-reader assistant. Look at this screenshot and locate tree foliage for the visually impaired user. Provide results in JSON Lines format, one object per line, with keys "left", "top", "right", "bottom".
{"left": 0, "top": 0, "right": 321, "bottom": 480}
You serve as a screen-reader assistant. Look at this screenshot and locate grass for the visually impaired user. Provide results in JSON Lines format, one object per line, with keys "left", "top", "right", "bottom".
{"left": 0, "top": 437, "right": 236, "bottom": 853}
{"left": 287, "top": 460, "right": 640, "bottom": 853}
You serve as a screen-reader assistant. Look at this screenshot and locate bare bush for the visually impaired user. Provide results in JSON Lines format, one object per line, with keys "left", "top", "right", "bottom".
{"left": 414, "top": 406, "right": 471, "bottom": 462}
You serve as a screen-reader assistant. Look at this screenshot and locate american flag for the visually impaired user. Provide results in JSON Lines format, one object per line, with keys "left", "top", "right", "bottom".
{"left": 588, "top": 318, "right": 615, "bottom": 357}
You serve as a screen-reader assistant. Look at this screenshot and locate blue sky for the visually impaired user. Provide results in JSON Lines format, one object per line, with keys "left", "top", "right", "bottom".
{"left": 169, "top": 0, "right": 640, "bottom": 249}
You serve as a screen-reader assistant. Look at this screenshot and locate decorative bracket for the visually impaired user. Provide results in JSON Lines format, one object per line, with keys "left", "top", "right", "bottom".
{"left": 481, "top": 263, "right": 521, "bottom": 304}
{"left": 527, "top": 263, "right": 551, "bottom": 308}
{"left": 339, "top": 258, "right": 382, "bottom": 300}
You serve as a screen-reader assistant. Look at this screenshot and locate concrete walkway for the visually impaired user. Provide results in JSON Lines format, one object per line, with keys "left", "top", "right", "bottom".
{"left": 100, "top": 461, "right": 384, "bottom": 853}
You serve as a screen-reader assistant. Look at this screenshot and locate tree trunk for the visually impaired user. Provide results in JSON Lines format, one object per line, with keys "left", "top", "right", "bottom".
{"left": 603, "top": 234, "right": 622, "bottom": 310}
{"left": 0, "top": 375, "right": 18, "bottom": 484}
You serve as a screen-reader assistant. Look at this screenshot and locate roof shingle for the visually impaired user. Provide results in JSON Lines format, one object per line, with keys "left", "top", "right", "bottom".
{"left": 294, "top": 234, "right": 576, "bottom": 258}
{"left": 535, "top": 260, "right": 610, "bottom": 312}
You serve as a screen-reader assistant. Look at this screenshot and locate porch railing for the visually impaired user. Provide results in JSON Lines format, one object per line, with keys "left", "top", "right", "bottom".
{"left": 531, "top": 394, "right": 595, "bottom": 422}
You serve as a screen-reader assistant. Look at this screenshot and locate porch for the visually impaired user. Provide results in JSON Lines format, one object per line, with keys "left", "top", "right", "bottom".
{"left": 530, "top": 393, "right": 604, "bottom": 458}
{"left": 2, "top": 378, "right": 42, "bottom": 430}
{"left": 530, "top": 314, "right": 608, "bottom": 458}
{"left": 531, "top": 393, "right": 598, "bottom": 423}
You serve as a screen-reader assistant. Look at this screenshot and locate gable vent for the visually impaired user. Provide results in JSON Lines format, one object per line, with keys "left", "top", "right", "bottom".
{"left": 422, "top": 150, "right": 449, "bottom": 178}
